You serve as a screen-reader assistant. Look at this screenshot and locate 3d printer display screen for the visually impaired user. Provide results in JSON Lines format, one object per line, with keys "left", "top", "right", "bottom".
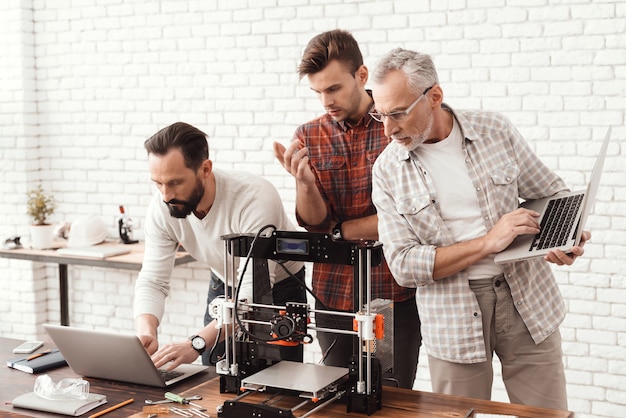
{"left": 276, "top": 237, "right": 309, "bottom": 255}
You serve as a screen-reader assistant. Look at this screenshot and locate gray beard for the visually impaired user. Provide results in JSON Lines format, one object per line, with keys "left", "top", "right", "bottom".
{"left": 394, "top": 114, "right": 434, "bottom": 152}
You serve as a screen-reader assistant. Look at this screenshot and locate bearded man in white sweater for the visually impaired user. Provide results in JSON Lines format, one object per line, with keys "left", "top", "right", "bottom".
{"left": 134, "top": 122, "right": 306, "bottom": 370}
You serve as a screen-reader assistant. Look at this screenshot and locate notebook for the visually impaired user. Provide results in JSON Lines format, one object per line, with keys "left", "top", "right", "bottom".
{"left": 43, "top": 324, "right": 208, "bottom": 387}
{"left": 6, "top": 349, "right": 67, "bottom": 374}
{"left": 56, "top": 245, "right": 131, "bottom": 259}
{"left": 494, "top": 127, "right": 611, "bottom": 264}
{"left": 12, "top": 392, "right": 107, "bottom": 416}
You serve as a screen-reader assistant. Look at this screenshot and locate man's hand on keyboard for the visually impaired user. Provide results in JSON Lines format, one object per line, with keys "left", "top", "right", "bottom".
{"left": 151, "top": 339, "right": 199, "bottom": 370}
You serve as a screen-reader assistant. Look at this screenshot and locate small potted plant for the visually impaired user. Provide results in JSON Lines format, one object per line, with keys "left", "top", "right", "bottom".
{"left": 26, "top": 184, "right": 57, "bottom": 249}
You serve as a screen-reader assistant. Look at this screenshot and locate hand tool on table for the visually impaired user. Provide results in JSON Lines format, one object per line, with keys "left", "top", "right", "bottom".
{"left": 143, "top": 405, "right": 210, "bottom": 417}
{"left": 164, "top": 392, "right": 204, "bottom": 409}
{"left": 145, "top": 394, "right": 202, "bottom": 404}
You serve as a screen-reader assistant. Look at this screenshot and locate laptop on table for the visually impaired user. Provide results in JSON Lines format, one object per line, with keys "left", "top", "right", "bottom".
{"left": 44, "top": 324, "right": 208, "bottom": 387}
{"left": 494, "top": 127, "right": 611, "bottom": 264}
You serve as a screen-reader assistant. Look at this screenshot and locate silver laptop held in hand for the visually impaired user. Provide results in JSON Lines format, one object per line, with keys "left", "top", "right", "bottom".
{"left": 494, "top": 127, "right": 611, "bottom": 264}
{"left": 44, "top": 324, "right": 208, "bottom": 387}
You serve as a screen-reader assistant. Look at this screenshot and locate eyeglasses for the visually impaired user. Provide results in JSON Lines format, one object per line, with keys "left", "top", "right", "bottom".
{"left": 369, "top": 85, "right": 433, "bottom": 123}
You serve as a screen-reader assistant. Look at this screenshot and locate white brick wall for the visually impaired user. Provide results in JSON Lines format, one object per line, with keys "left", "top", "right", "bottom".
{"left": 1, "top": 1, "right": 624, "bottom": 416}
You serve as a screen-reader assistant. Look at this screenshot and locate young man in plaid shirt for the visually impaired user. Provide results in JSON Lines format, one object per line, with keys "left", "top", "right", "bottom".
{"left": 274, "top": 30, "right": 421, "bottom": 389}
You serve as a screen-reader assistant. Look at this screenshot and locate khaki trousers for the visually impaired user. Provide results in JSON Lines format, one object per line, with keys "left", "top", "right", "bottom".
{"left": 428, "top": 275, "right": 567, "bottom": 410}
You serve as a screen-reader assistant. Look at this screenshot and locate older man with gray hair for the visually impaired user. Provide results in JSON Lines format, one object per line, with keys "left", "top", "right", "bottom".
{"left": 370, "top": 47, "right": 590, "bottom": 410}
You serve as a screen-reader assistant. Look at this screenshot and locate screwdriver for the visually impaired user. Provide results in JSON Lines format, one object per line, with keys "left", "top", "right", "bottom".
{"left": 164, "top": 392, "right": 204, "bottom": 409}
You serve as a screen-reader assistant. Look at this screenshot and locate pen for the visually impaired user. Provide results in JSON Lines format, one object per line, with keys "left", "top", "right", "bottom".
{"left": 463, "top": 407, "right": 475, "bottom": 418}
{"left": 27, "top": 349, "right": 53, "bottom": 361}
{"left": 88, "top": 398, "right": 134, "bottom": 418}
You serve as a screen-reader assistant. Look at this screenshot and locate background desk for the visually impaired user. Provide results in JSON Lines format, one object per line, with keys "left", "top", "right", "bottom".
{"left": 0, "top": 242, "right": 195, "bottom": 326}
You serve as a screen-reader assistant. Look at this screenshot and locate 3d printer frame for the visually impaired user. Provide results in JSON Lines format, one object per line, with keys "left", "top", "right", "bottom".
{"left": 212, "top": 229, "right": 387, "bottom": 417}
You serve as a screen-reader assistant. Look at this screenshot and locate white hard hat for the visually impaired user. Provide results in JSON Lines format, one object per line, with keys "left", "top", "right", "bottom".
{"left": 67, "top": 216, "right": 109, "bottom": 247}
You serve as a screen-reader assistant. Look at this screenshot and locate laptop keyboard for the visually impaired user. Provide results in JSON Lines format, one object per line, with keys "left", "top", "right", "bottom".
{"left": 530, "top": 194, "right": 584, "bottom": 251}
{"left": 159, "top": 368, "right": 184, "bottom": 382}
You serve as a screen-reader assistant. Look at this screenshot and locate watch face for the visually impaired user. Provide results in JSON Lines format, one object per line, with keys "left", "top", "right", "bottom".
{"left": 192, "top": 336, "right": 205, "bottom": 350}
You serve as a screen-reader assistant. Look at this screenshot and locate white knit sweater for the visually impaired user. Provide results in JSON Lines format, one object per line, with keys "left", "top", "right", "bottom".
{"left": 133, "top": 168, "right": 303, "bottom": 322}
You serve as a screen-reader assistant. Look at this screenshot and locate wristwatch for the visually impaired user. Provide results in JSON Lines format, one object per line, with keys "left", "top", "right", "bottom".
{"left": 189, "top": 335, "right": 206, "bottom": 354}
{"left": 332, "top": 221, "right": 343, "bottom": 240}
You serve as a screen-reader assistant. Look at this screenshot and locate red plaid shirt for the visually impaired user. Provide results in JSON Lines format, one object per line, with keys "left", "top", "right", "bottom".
{"left": 293, "top": 97, "right": 415, "bottom": 311}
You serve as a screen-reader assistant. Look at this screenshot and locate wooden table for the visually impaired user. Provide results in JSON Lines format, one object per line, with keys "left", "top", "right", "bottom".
{"left": 0, "top": 242, "right": 195, "bottom": 326}
{"left": 1, "top": 337, "right": 574, "bottom": 418}
{"left": 0, "top": 337, "right": 215, "bottom": 418}
{"left": 126, "top": 375, "right": 575, "bottom": 418}
{"left": 136, "top": 372, "right": 578, "bottom": 417}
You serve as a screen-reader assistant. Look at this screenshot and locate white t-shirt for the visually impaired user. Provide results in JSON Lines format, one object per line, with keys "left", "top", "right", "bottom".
{"left": 415, "top": 119, "right": 502, "bottom": 280}
{"left": 133, "top": 168, "right": 304, "bottom": 321}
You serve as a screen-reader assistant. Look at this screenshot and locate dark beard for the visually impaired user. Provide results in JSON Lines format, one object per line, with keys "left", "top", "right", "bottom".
{"left": 165, "top": 180, "right": 204, "bottom": 219}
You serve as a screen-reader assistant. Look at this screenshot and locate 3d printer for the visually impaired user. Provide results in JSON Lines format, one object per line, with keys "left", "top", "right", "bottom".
{"left": 211, "top": 228, "right": 392, "bottom": 417}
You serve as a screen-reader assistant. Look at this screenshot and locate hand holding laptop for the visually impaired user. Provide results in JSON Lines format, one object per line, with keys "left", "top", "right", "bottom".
{"left": 544, "top": 230, "right": 591, "bottom": 266}
{"left": 490, "top": 206, "right": 592, "bottom": 266}
{"left": 485, "top": 207, "right": 590, "bottom": 265}
{"left": 494, "top": 127, "right": 610, "bottom": 265}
